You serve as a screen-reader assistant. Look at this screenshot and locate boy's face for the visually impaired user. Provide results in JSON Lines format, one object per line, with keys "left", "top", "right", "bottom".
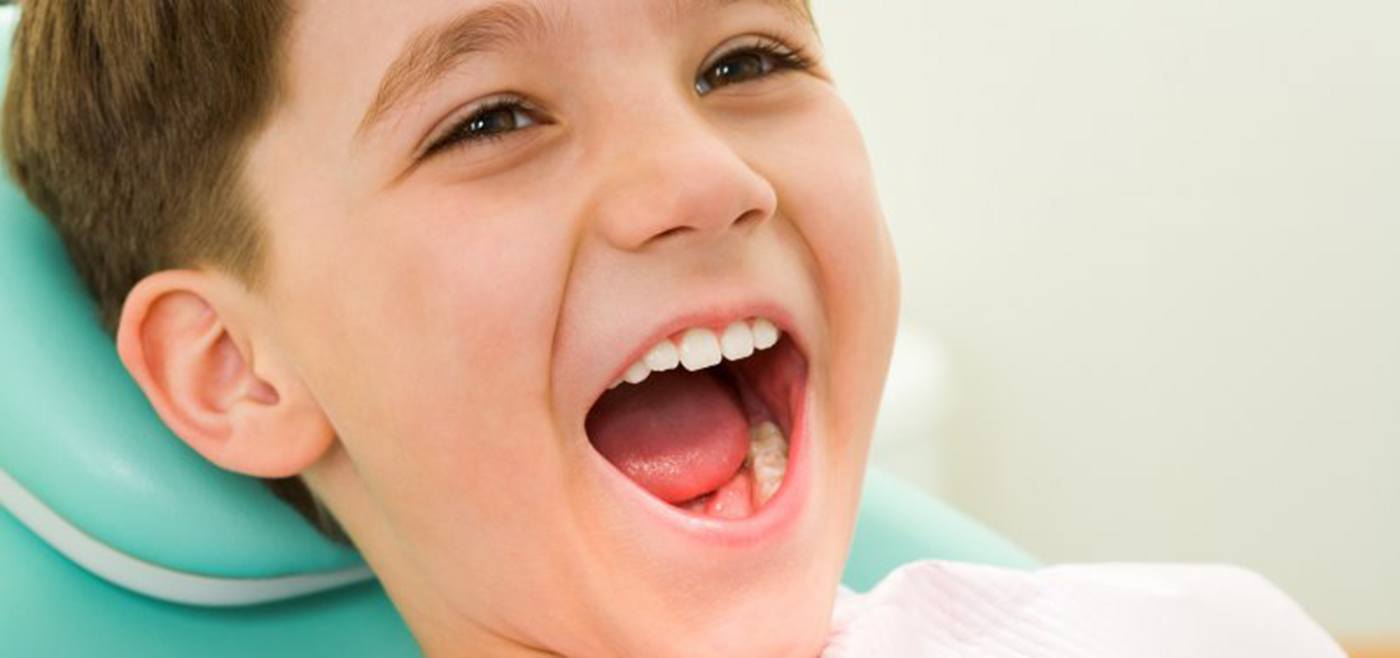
{"left": 245, "top": 0, "right": 898, "bottom": 654}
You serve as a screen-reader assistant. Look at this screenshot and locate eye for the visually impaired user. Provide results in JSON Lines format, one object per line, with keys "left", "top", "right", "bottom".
{"left": 421, "top": 96, "right": 542, "bottom": 160}
{"left": 695, "top": 38, "right": 814, "bottom": 96}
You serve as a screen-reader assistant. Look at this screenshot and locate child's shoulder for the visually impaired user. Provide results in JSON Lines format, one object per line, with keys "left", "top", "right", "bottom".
{"left": 825, "top": 560, "right": 1344, "bottom": 657}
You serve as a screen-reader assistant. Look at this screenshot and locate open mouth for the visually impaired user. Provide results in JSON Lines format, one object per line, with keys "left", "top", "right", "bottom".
{"left": 585, "top": 318, "right": 807, "bottom": 521}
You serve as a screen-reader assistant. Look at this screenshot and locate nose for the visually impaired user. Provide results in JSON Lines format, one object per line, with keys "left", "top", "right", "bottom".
{"left": 585, "top": 113, "right": 778, "bottom": 252}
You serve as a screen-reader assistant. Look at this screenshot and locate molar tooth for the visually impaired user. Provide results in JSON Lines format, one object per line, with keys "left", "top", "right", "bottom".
{"left": 678, "top": 328, "right": 723, "bottom": 371}
{"left": 747, "top": 421, "right": 789, "bottom": 506}
{"left": 623, "top": 360, "right": 651, "bottom": 385}
{"left": 643, "top": 339, "right": 681, "bottom": 372}
{"left": 720, "top": 321, "right": 755, "bottom": 361}
{"left": 750, "top": 318, "right": 780, "bottom": 350}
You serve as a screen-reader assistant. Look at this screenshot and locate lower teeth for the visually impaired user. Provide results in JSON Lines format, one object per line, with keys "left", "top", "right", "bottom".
{"left": 747, "top": 421, "right": 789, "bottom": 507}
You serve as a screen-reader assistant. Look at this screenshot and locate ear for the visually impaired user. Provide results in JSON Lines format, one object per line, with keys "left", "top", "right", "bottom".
{"left": 115, "top": 269, "right": 335, "bottom": 478}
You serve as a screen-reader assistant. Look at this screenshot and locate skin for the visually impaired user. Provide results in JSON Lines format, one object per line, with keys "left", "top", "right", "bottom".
{"left": 116, "top": 0, "right": 900, "bottom": 656}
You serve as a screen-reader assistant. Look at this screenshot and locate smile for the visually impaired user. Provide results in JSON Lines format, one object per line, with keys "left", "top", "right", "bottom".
{"left": 585, "top": 313, "right": 810, "bottom": 533}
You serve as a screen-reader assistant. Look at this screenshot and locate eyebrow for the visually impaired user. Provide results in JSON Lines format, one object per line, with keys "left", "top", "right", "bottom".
{"left": 356, "top": 0, "right": 813, "bottom": 137}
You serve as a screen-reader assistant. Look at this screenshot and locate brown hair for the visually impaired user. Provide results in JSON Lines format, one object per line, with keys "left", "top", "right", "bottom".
{"left": 2, "top": 1, "right": 349, "bottom": 544}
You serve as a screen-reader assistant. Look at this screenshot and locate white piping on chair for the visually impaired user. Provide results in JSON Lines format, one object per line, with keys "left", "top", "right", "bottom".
{"left": 0, "top": 466, "right": 374, "bottom": 607}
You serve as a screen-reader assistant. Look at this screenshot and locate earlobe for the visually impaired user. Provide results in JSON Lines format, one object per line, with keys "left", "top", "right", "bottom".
{"left": 116, "top": 270, "right": 335, "bottom": 478}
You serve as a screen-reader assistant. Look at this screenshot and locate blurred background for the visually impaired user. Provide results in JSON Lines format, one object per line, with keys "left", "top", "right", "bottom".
{"left": 812, "top": 0, "right": 1399, "bottom": 649}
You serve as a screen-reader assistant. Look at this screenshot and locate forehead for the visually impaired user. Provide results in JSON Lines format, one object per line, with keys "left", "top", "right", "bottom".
{"left": 283, "top": 0, "right": 809, "bottom": 111}
{"left": 354, "top": 0, "right": 810, "bottom": 132}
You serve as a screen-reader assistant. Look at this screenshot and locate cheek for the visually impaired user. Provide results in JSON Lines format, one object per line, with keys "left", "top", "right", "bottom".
{"left": 788, "top": 110, "right": 896, "bottom": 301}
{"left": 752, "top": 87, "right": 898, "bottom": 317}
{"left": 766, "top": 97, "right": 901, "bottom": 457}
{"left": 268, "top": 189, "right": 576, "bottom": 521}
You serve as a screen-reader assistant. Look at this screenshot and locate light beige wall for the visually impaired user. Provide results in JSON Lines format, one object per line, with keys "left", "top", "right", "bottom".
{"left": 816, "top": 0, "right": 1400, "bottom": 638}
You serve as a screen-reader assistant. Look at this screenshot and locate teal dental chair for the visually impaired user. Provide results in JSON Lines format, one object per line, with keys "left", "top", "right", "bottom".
{"left": 0, "top": 7, "right": 1034, "bottom": 657}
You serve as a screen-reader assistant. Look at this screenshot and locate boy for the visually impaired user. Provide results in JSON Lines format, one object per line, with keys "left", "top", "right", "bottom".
{"left": 3, "top": 1, "right": 1342, "bottom": 656}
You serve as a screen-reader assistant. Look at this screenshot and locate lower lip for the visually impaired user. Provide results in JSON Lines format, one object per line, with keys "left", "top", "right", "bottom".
{"left": 588, "top": 379, "right": 813, "bottom": 549}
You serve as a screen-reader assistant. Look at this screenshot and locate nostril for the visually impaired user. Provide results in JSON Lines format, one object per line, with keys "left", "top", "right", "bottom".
{"left": 732, "top": 209, "right": 764, "bottom": 230}
{"left": 652, "top": 226, "right": 695, "bottom": 242}
{"left": 643, "top": 208, "right": 765, "bottom": 247}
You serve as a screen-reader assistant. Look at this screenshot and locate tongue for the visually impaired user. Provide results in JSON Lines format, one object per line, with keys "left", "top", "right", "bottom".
{"left": 586, "top": 368, "right": 750, "bottom": 504}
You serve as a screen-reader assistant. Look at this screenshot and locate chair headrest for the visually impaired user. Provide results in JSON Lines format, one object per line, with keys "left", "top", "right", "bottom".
{"left": 0, "top": 5, "right": 368, "bottom": 606}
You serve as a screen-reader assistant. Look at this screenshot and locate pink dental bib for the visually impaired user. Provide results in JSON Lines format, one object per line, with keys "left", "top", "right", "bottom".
{"left": 824, "top": 560, "right": 1343, "bottom": 657}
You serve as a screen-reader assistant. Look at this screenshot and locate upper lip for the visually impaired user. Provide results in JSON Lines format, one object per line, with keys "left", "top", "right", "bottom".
{"left": 590, "top": 295, "right": 807, "bottom": 406}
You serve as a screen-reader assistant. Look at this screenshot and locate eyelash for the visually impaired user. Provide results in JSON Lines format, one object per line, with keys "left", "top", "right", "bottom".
{"left": 420, "top": 95, "right": 542, "bottom": 160}
{"left": 694, "top": 38, "right": 814, "bottom": 95}
{"left": 420, "top": 37, "right": 815, "bottom": 160}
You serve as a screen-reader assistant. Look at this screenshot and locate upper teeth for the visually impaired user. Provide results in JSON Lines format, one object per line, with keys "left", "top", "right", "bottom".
{"left": 611, "top": 318, "right": 782, "bottom": 388}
